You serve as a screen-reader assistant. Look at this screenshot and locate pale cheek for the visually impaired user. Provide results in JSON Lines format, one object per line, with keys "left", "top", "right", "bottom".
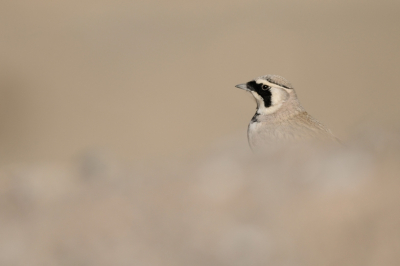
{"left": 270, "top": 88, "right": 288, "bottom": 106}
{"left": 251, "top": 91, "right": 263, "bottom": 102}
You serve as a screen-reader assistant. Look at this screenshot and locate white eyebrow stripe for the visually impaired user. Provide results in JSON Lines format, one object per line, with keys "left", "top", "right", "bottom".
{"left": 255, "top": 79, "right": 285, "bottom": 89}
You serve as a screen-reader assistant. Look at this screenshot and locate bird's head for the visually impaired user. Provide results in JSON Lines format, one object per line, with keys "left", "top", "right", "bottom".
{"left": 236, "top": 74, "right": 300, "bottom": 115}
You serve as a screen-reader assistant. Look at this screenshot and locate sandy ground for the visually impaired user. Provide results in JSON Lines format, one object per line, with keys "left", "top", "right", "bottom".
{"left": 1, "top": 129, "right": 400, "bottom": 265}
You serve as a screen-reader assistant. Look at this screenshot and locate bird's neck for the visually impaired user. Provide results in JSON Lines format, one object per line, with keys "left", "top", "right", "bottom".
{"left": 254, "top": 97, "right": 305, "bottom": 122}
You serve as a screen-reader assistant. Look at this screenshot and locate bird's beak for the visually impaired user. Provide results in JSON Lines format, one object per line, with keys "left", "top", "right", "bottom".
{"left": 235, "top": 83, "right": 250, "bottom": 91}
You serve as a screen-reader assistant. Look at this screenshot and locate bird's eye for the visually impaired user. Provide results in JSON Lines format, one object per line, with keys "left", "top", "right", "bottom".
{"left": 262, "top": 85, "right": 270, "bottom": 90}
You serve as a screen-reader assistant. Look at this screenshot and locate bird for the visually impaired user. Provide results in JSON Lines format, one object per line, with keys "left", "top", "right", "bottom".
{"left": 235, "top": 74, "right": 338, "bottom": 151}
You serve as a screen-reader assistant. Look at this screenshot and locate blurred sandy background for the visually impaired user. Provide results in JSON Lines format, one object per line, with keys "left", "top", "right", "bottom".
{"left": 1, "top": 0, "right": 400, "bottom": 164}
{"left": 1, "top": 1, "right": 400, "bottom": 265}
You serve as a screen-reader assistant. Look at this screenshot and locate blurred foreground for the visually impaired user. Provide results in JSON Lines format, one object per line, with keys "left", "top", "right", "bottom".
{"left": 1, "top": 127, "right": 399, "bottom": 266}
